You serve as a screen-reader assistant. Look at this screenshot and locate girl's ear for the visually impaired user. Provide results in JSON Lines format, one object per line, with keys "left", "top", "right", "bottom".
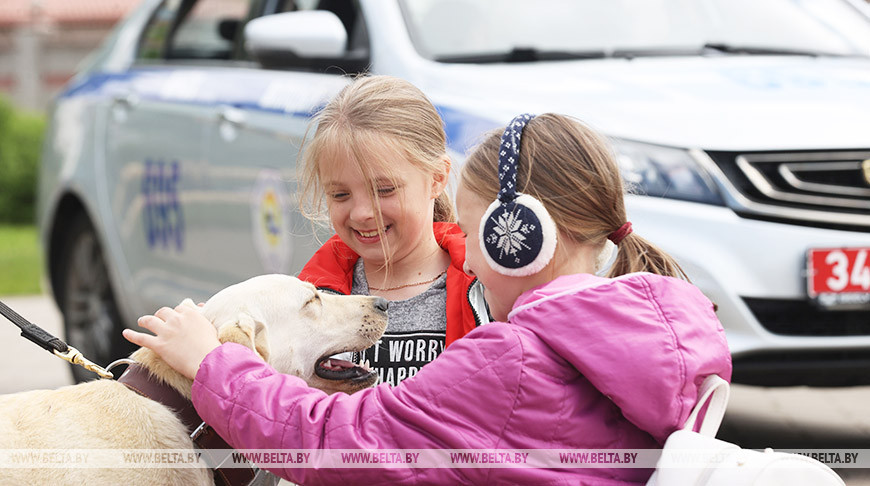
{"left": 431, "top": 155, "right": 451, "bottom": 196}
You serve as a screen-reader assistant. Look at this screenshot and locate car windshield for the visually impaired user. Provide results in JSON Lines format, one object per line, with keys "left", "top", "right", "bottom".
{"left": 399, "top": 0, "right": 870, "bottom": 62}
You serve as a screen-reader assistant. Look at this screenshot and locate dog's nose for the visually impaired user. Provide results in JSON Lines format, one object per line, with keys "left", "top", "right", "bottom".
{"left": 373, "top": 297, "right": 389, "bottom": 313}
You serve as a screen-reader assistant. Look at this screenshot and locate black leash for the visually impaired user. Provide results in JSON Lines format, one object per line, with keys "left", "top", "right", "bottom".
{"left": 0, "top": 299, "right": 68, "bottom": 353}
{"left": 0, "top": 298, "right": 113, "bottom": 378}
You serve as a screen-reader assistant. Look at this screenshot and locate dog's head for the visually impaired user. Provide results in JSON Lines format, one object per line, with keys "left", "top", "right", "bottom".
{"left": 201, "top": 274, "right": 388, "bottom": 394}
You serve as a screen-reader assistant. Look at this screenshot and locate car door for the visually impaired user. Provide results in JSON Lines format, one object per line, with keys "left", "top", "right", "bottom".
{"left": 204, "top": 70, "right": 348, "bottom": 282}
{"left": 201, "top": 0, "right": 370, "bottom": 284}
{"left": 102, "top": 0, "right": 251, "bottom": 316}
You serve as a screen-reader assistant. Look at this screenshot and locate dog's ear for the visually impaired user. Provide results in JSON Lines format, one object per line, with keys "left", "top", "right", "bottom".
{"left": 217, "top": 312, "right": 271, "bottom": 362}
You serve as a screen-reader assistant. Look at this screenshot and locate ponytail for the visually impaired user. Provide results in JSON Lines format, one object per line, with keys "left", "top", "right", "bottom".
{"left": 606, "top": 233, "right": 689, "bottom": 281}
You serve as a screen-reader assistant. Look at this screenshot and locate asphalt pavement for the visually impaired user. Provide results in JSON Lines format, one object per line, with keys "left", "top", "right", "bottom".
{"left": 1, "top": 294, "right": 868, "bottom": 484}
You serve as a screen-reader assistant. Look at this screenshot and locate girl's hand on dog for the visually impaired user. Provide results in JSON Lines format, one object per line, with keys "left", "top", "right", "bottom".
{"left": 124, "top": 305, "right": 221, "bottom": 380}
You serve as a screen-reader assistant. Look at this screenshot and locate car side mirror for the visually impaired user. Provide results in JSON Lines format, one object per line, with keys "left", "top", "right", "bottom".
{"left": 244, "top": 11, "right": 348, "bottom": 68}
{"left": 218, "top": 18, "right": 240, "bottom": 42}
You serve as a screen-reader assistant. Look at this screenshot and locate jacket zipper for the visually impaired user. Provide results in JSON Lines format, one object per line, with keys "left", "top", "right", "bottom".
{"left": 467, "top": 277, "right": 482, "bottom": 327}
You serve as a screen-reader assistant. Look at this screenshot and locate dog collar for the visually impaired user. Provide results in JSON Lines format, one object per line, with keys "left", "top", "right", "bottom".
{"left": 118, "top": 363, "right": 257, "bottom": 486}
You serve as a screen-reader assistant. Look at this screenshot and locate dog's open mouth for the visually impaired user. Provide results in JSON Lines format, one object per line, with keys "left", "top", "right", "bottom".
{"left": 315, "top": 353, "right": 375, "bottom": 382}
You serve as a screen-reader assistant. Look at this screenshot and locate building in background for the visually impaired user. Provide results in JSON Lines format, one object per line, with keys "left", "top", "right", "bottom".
{"left": 0, "top": 0, "right": 138, "bottom": 112}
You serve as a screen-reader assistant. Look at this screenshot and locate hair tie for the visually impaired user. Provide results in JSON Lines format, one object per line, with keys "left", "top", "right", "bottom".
{"left": 608, "top": 222, "right": 632, "bottom": 245}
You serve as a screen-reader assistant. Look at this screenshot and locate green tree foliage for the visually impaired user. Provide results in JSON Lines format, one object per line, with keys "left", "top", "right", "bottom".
{"left": 0, "top": 97, "right": 46, "bottom": 223}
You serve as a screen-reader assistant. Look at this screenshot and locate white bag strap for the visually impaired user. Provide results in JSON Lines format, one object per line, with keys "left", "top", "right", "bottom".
{"left": 682, "top": 374, "right": 730, "bottom": 437}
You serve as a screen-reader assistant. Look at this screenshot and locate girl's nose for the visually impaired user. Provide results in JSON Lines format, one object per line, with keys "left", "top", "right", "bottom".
{"left": 350, "top": 196, "right": 375, "bottom": 222}
{"left": 463, "top": 259, "right": 475, "bottom": 276}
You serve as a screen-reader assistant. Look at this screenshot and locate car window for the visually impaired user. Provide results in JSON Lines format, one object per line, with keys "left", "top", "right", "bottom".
{"left": 138, "top": 0, "right": 251, "bottom": 62}
{"left": 138, "top": 0, "right": 180, "bottom": 60}
{"left": 400, "top": 0, "right": 870, "bottom": 61}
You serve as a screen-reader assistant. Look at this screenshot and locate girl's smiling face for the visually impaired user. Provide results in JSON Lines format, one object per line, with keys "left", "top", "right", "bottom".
{"left": 320, "top": 141, "right": 447, "bottom": 268}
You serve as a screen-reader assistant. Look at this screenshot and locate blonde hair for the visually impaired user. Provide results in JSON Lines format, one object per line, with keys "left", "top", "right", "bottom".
{"left": 461, "top": 113, "right": 687, "bottom": 280}
{"left": 300, "top": 75, "right": 453, "bottom": 226}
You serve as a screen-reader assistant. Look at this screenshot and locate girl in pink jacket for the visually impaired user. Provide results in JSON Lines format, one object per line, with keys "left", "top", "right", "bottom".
{"left": 127, "top": 113, "right": 732, "bottom": 485}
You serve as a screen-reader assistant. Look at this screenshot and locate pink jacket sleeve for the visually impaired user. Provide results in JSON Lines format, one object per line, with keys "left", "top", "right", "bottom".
{"left": 191, "top": 332, "right": 523, "bottom": 485}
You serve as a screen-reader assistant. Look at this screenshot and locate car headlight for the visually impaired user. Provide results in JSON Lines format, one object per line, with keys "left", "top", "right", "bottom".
{"left": 611, "top": 139, "right": 724, "bottom": 206}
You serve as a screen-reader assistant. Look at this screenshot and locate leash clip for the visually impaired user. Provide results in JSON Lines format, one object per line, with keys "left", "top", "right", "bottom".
{"left": 53, "top": 346, "right": 114, "bottom": 379}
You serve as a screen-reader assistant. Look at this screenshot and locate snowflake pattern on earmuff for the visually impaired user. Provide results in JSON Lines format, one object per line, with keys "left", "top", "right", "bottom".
{"left": 486, "top": 210, "right": 537, "bottom": 263}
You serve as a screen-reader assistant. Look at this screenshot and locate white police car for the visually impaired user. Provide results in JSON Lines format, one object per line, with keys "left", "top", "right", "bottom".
{"left": 38, "top": 0, "right": 870, "bottom": 384}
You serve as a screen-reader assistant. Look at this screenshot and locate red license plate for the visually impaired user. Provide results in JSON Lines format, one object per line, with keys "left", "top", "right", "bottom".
{"left": 807, "top": 248, "right": 870, "bottom": 302}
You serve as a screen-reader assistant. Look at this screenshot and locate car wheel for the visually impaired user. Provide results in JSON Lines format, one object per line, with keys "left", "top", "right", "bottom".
{"left": 59, "top": 214, "right": 133, "bottom": 382}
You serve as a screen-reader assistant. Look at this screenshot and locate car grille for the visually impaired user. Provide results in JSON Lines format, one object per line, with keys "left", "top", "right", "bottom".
{"left": 731, "top": 349, "right": 870, "bottom": 386}
{"left": 705, "top": 150, "right": 870, "bottom": 231}
{"left": 743, "top": 297, "right": 870, "bottom": 336}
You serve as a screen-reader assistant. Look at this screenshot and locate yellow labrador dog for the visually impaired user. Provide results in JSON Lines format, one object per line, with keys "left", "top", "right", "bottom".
{"left": 0, "top": 274, "right": 388, "bottom": 485}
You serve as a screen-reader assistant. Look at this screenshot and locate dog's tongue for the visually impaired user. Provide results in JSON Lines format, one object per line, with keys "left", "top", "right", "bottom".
{"left": 321, "top": 359, "right": 356, "bottom": 371}
{"left": 315, "top": 355, "right": 374, "bottom": 381}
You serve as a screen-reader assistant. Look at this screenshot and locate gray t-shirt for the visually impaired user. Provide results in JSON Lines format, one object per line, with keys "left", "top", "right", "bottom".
{"left": 350, "top": 259, "right": 447, "bottom": 386}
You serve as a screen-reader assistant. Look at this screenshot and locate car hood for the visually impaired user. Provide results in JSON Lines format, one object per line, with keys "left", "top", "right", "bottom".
{"left": 423, "top": 56, "right": 870, "bottom": 152}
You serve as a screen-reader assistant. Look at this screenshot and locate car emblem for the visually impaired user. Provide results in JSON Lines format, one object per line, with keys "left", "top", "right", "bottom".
{"left": 864, "top": 159, "right": 870, "bottom": 186}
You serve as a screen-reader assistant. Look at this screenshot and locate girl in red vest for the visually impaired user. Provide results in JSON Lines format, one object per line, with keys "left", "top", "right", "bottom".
{"left": 295, "top": 75, "right": 487, "bottom": 386}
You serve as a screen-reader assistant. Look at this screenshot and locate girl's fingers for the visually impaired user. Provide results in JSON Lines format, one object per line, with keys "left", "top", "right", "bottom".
{"left": 154, "top": 306, "right": 176, "bottom": 321}
{"left": 122, "top": 328, "right": 155, "bottom": 348}
{"left": 176, "top": 303, "right": 198, "bottom": 315}
{"left": 136, "top": 315, "right": 163, "bottom": 332}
